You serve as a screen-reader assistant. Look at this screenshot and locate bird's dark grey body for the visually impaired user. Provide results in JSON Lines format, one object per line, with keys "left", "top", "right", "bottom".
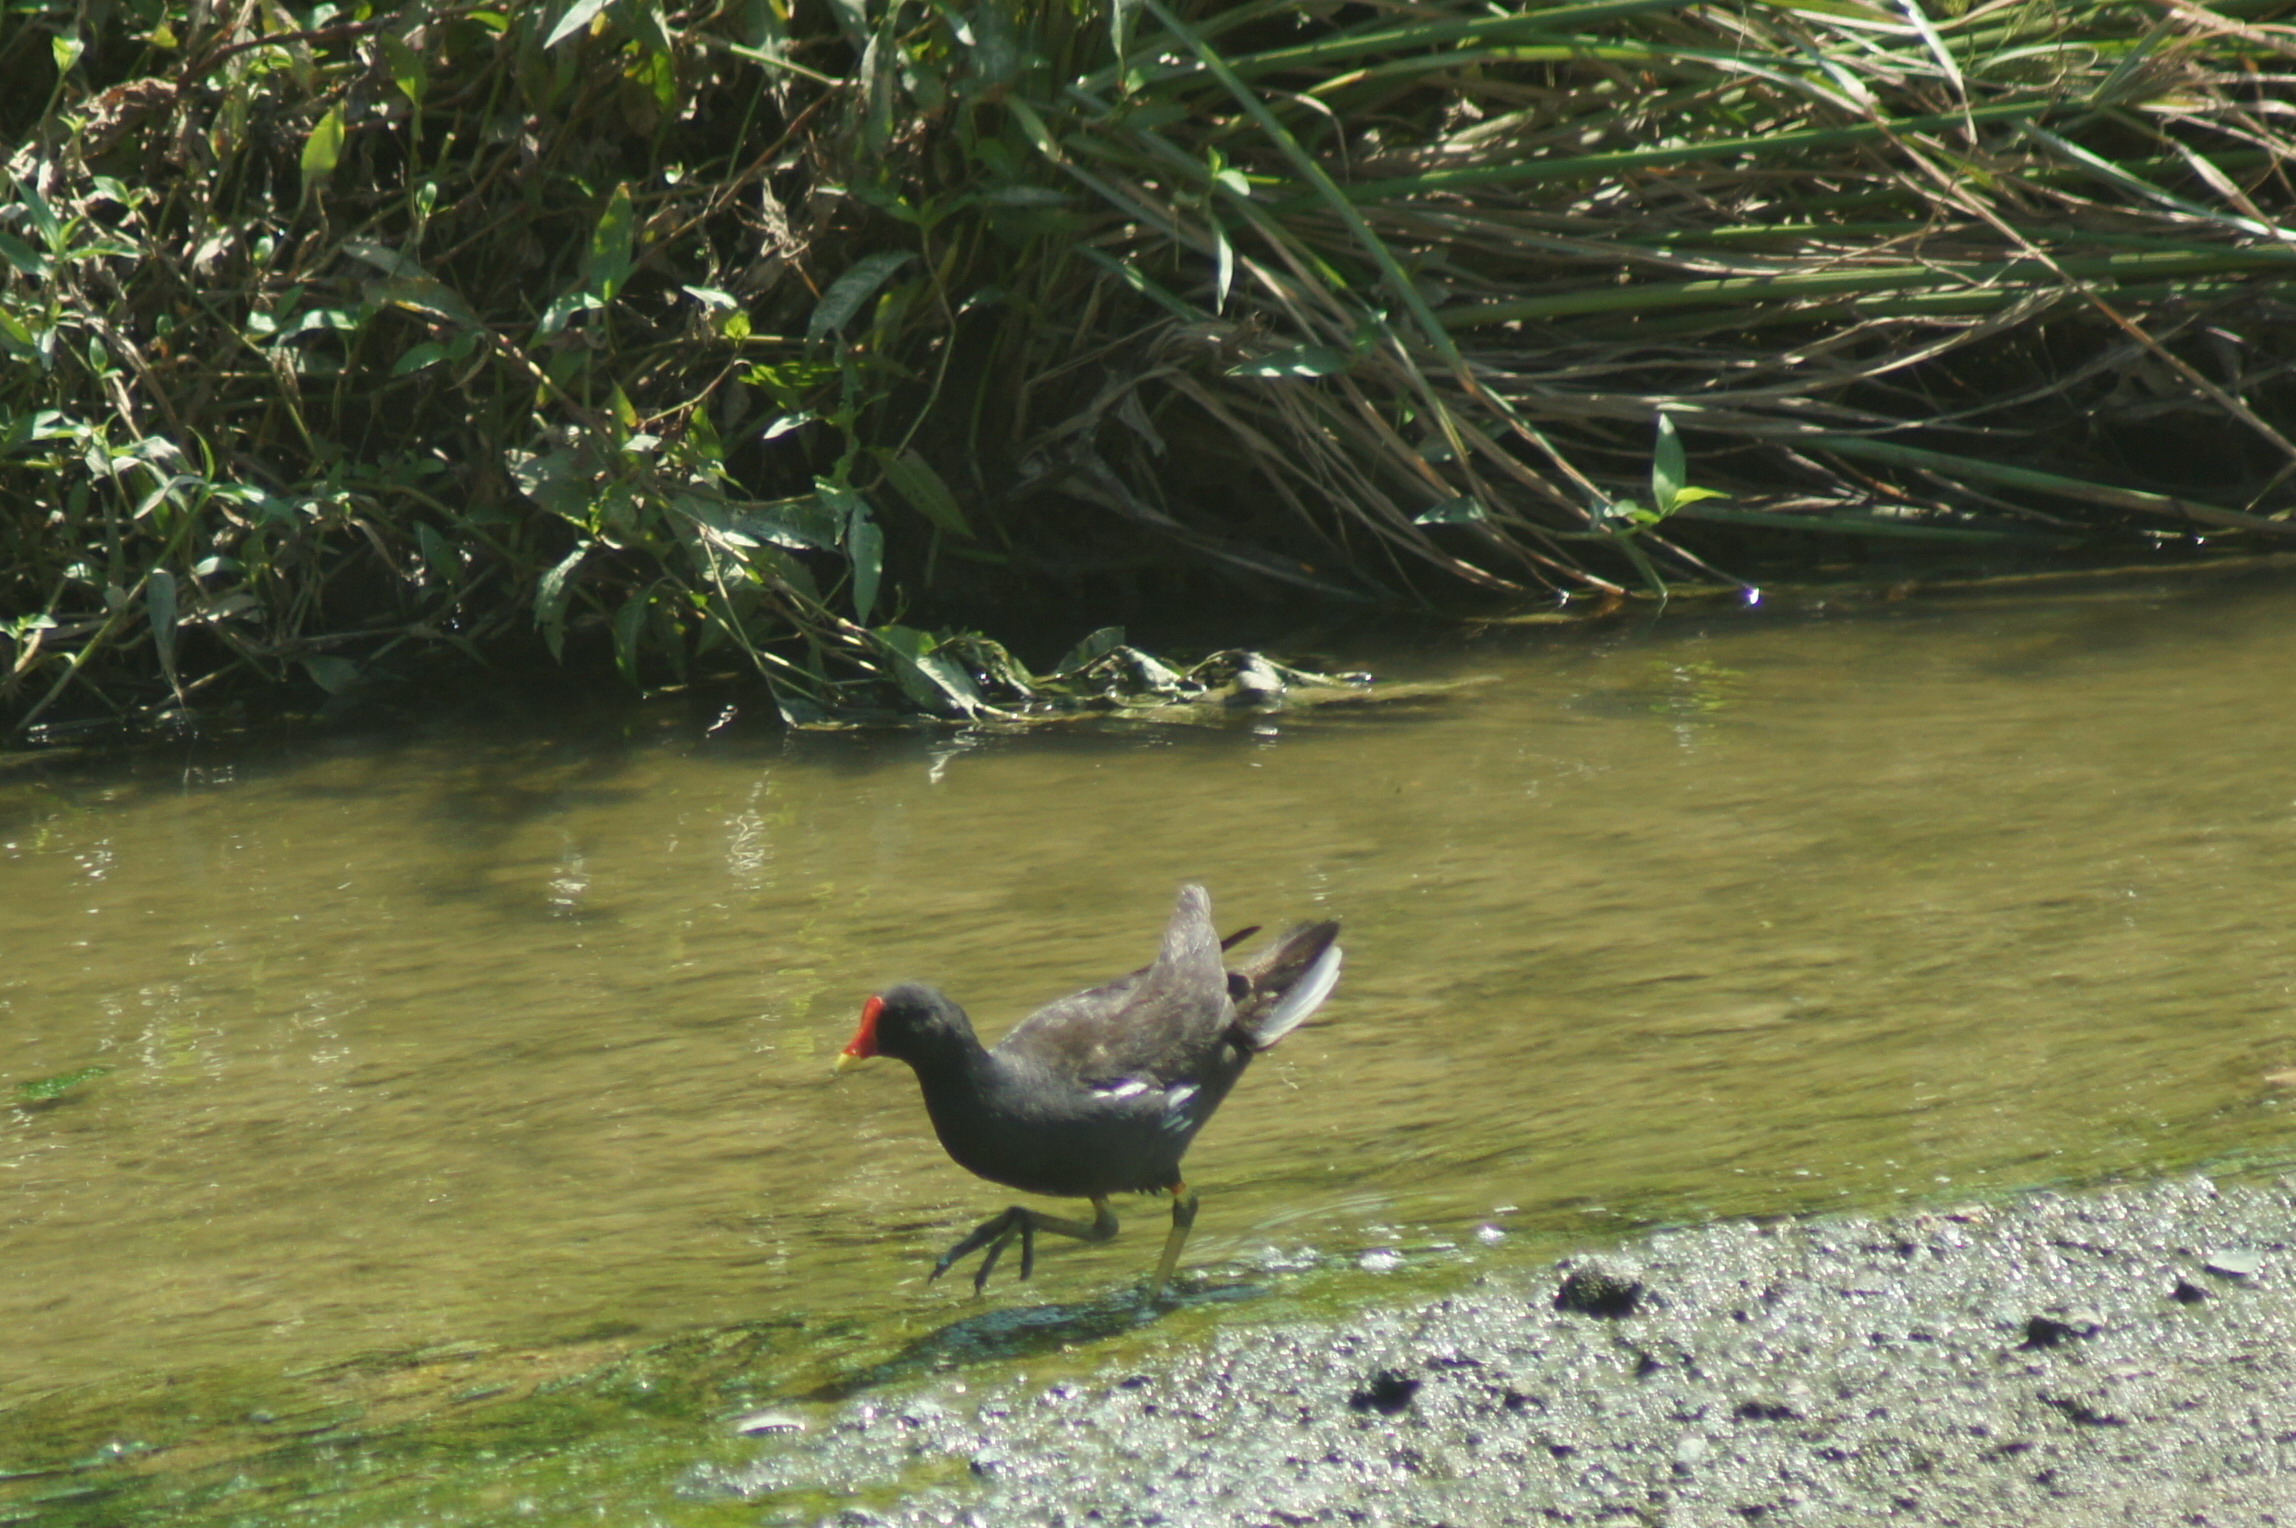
{"left": 904, "top": 1041, "right": 1243, "bottom": 1198}
{"left": 845, "top": 883, "right": 1342, "bottom": 1292}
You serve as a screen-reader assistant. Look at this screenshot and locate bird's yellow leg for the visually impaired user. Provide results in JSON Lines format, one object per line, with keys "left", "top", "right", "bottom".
{"left": 1150, "top": 1181, "right": 1199, "bottom": 1298}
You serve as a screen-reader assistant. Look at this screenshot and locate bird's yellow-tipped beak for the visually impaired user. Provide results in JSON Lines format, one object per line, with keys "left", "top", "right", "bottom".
{"left": 834, "top": 994, "right": 885, "bottom": 1074}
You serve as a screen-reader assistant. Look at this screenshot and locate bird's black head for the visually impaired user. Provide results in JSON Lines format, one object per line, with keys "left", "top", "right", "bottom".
{"left": 837, "top": 982, "right": 976, "bottom": 1071}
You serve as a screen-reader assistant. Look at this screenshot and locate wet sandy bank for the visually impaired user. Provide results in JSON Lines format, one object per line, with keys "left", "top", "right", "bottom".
{"left": 707, "top": 1174, "right": 2296, "bottom": 1525}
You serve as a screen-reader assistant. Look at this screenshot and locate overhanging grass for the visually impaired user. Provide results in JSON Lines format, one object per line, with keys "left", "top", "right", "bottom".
{"left": 2, "top": 0, "right": 2291, "bottom": 731}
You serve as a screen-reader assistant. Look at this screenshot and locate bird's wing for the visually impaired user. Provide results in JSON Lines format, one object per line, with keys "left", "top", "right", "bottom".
{"left": 998, "top": 883, "right": 1233, "bottom": 1085}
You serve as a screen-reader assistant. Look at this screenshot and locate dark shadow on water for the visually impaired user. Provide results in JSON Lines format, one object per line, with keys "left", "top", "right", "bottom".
{"left": 801, "top": 1278, "right": 1270, "bottom": 1401}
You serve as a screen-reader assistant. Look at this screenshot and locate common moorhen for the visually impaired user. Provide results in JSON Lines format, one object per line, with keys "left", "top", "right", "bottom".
{"left": 836, "top": 884, "right": 1343, "bottom": 1297}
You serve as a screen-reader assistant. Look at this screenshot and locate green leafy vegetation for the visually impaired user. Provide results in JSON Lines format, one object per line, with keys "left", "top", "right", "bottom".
{"left": 13, "top": 1064, "right": 111, "bottom": 1103}
{"left": 3, "top": 0, "right": 2290, "bottom": 733}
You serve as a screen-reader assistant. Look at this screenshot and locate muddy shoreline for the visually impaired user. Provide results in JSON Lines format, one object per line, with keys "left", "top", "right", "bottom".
{"left": 704, "top": 1174, "right": 2296, "bottom": 1524}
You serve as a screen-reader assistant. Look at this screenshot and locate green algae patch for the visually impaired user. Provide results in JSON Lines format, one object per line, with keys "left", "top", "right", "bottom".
{"left": 0, "top": 1325, "right": 807, "bottom": 1528}
{"left": 0, "top": 1252, "right": 1493, "bottom": 1528}
{"left": 12, "top": 1067, "right": 111, "bottom": 1105}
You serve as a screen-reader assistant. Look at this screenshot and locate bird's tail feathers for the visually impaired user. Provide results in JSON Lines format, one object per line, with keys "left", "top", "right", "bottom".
{"left": 1231, "top": 920, "right": 1343, "bottom": 1051}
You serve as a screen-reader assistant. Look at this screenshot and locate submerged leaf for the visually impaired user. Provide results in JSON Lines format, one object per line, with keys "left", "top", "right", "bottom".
{"left": 15, "top": 1065, "right": 110, "bottom": 1102}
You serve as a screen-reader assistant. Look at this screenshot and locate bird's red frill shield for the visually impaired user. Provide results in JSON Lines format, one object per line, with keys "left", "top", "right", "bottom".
{"left": 835, "top": 994, "right": 884, "bottom": 1071}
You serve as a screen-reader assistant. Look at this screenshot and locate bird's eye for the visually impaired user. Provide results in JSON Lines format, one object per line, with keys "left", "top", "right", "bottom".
{"left": 1226, "top": 972, "right": 1250, "bottom": 1001}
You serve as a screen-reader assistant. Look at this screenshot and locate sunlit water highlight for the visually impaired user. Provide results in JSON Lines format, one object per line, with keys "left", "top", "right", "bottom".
{"left": 7, "top": 570, "right": 2296, "bottom": 1415}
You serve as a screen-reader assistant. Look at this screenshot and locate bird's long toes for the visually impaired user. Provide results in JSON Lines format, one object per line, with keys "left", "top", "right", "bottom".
{"left": 972, "top": 1230, "right": 1012, "bottom": 1295}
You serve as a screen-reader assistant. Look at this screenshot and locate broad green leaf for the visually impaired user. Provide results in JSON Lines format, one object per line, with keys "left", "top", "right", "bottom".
{"left": 846, "top": 506, "right": 883, "bottom": 623}
{"left": 873, "top": 625, "right": 982, "bottom": 717}
{"left": 876, "top": 448, "right": 971, "bottom": 537}
{"left": 342, "top": 238, "right": 424, "bottom": 278}
{"left": 504, "top": 447, "right": 593, "bottom": 523}
{"left": 1004, "top": 97, "right": 1059, "bottom": 160}
{"left": 960, "top": 2, "right": 1021, "bottom": 93}
{"left": 537, "top": 291, "right": 604, "bottom": 337}
{"left": 300, "top": 104, "right": 346, "bottom": 189}
{"left": 1652, "top": 412, "right": 1688, "bottom": 513}
{"left": 807, "top": 251, "right": 914, "bottom": 343}
{"left": 535, "top": 542, "right": 588, "bottom": 660}
{"left": 676, "top": 493, "right": 843, "bottom": 553}
{"left": 633, "top": 43, "right": 676, "bottom": 113}
{"left": 1226, "top": 345, "right": 1353, "bottom": 379}
{"left": 583, "top": 184, "right": 635, "bottom": 301}
{"left": 1052, "top": 625, "right": 1125, "bottom": 673}
{"left": 19, "top": 182, "right": 60, "bottom": 246}
{"left": 613, "top": 589, "right": 650, "bottom": 685}
{"left": 1208, "top": 147, "right": 1251, "bottom": 199}
{"left": 285, "top": 307, "right": 366, "bottom": 336}
{"left": 744, "top": 497, "right": 843, "bottom": 551}
{"left": 628, "top": 0, "right": 675, "bottom": 59}
{"left": 1414, "top": 497, "right": 1486, "bottom": 525}
{"left": 380, "top": 32, "right": 427, "bottom": 108}
{"left": 392, "top": 341, "right": 447, "bottom": 376}
{"left": 0, "top": 306, "right": 40, "bottom": 356}
{"left": 0, "top": 231, "right": 49, "bottom": 280}
{"left": 303, "top": 655, "right": 361, "bottom": 693}
{"left": 373, "top": 274, "right": 484, "bottom": 329}
{"left": 545, "top": 0, "right": 611, "bottom": 48}
{"left": 416, "top": 522, "right": 454, "bottom": 574}
{"left": 146, "top": 567, "right": 178, "bottom": 689}
{"left": 687, "top": 402, "right": 724, "bottom": 462}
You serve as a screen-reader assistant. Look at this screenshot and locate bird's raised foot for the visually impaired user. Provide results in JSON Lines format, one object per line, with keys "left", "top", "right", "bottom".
{"left": 929, "top": 1199, "right": 1119, "bottom": 1296}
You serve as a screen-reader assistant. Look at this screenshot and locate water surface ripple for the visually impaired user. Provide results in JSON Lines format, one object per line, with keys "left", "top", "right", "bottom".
{"left": 6, "top": 574, "right": 2296, "bottom": 1405}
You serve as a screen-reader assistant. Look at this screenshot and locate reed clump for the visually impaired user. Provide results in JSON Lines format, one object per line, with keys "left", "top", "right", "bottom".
{"left": 4, "top": 0, "right": 2291, "bottom": 731}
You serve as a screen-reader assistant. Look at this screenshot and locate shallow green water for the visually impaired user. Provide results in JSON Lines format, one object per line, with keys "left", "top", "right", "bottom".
{"left": 8, "top": 568, "right": 2296, "bottom": 1516}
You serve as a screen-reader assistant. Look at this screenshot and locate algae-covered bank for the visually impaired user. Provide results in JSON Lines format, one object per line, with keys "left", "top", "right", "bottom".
{"left": 10, "top": 1178, "right": 2296, "bottom": 1524}
{"left": 10, "top": 575, "right": 2296, "bottom": 1520}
